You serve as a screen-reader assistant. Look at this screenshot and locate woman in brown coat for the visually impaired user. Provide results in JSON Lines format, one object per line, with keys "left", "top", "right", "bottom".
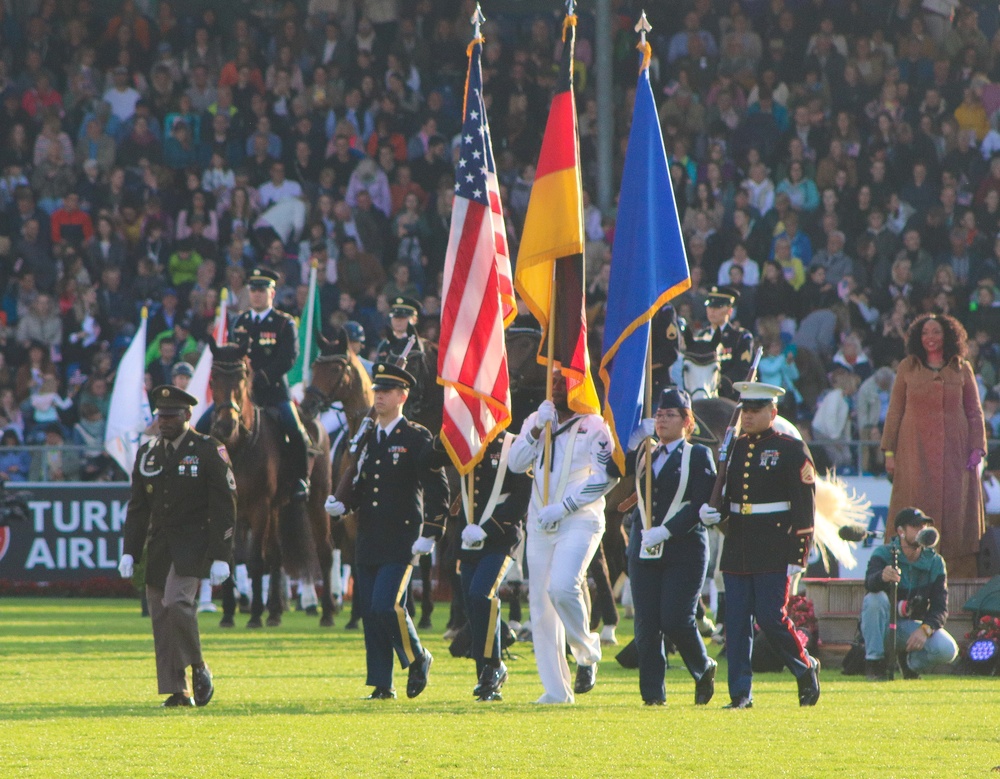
{"left": 881, "top": 313, "right": 987, "bottom": 578}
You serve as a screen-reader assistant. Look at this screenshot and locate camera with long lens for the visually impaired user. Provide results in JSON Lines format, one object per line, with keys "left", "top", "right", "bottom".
{"left": 897, "top": 594, "right": 928, "bottom": 620}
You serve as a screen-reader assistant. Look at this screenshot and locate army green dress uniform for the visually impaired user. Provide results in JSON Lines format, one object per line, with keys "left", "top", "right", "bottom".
{"left": 123, "top": 386, "right": 237, "bottom": 704}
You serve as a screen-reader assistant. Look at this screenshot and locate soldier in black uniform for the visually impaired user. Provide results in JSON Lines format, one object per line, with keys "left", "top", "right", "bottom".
{"left": 118, "top": 386, "right": 237, "bottom": 707}
{"left": 699, "top": 382, "right": 820, "bottom": 709}
{"left": 324, "top": 362, "right": 449, "bottom": 700}
{"left": 649, "top": 304, "right": 683, "bottom": 399}
{"left": 691, "top": 286, "right": 754, "bottom": 399}
{"left": 375, "top": 296, "right": 436, "bottom": 424}
{"left": 622, "top": 389, "right": 718, "bottom": 706}
{"left": 231, "top": 268, "right": 312, "bottom": 499}
{"left": 427, "top": 431, "right": 531, "bottom": 701}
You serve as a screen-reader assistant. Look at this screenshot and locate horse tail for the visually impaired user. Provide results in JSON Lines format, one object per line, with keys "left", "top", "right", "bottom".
{"left": 278, "top": 500, "right": 316, "bottom": 581}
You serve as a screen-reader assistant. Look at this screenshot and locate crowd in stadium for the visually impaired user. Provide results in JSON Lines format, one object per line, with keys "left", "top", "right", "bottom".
{"left": 0, "top": 0, "right": 998, "bottom": 482}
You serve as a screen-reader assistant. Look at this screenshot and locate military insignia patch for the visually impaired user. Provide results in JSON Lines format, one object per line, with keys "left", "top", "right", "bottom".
{"left": 226, "top": 468, "right": 236, "bottom": 491}
{"left": 666, "top": 322, "right": 677, "bottom": 340}
{"left": 800, "top": 460, "right": 816, "bottom": 484}
{"left": 217, "top": 445, "right": 231, "bottom": 464}
{"left": 741, "top": 350, "right": 751, "bottom": 362}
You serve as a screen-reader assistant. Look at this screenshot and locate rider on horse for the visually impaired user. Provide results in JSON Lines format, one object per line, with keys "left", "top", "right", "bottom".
{"left": 691, "top": 285, "right": 754, "bottom": 401}
{"left": 375, "top": 296, "right": 434, "bottom": 420}
{"left": 228, "top": 268, "right": 311, "bottom": 500}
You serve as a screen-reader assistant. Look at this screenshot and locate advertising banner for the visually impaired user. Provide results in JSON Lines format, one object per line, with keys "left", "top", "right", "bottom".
{"left": 0, "top": 482, "right": 131, "bottom": 582}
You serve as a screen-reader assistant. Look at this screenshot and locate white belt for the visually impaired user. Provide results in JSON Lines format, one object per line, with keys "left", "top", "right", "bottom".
{"left": 730, "top": 501, "right": 791, "bottom": 515}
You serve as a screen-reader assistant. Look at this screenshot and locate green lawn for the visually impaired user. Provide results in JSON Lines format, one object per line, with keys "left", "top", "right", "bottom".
{"left": 1, "top": 598, "right": 999, "bottom": 778}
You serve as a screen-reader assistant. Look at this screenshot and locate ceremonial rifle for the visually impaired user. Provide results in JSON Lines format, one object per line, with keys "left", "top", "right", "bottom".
{"left": 332, "top": 336, "right": 416, "bottom": 508}
{"left": 707, "top": 346, "right": 763, "bottom": 515}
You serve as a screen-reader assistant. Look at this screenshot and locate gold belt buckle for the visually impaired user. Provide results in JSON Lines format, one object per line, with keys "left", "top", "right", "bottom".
{"left": 741, "top": 504, "right": 752, "bottom": 515}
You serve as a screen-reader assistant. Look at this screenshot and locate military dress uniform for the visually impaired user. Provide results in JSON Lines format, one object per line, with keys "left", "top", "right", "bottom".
{"left": 229, "top": 268, "right": 311, "bottom": 496}
{"left": 509, "top": 405, "right": 618, "bottom": 703}
{"left": 375, "top": 296, "right": 437, "bottom": 423}
{"left": 717, "top": 382, "right": 819, "bottom": 708}
{"left": 123, "top": 386, "right": 237, "bottom": 704}
{"left": 428, "top": 431, "right": 531, "bottom": 699}
{"left": 692, "top": 287, "right": 754, "bottom": 398}
{"left": 345, "top": 363, "right": 449, "bottom": 697}
{"left": 624, "top": 390, "right": 718, "bottom": 705}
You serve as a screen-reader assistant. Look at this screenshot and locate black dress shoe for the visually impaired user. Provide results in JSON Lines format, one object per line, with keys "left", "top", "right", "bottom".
{"left": 898, "top": 650, "right": 920, "bottom": 680}
{"left": 798, "top": 657, "right": 821, "bottom": 706}
{"left": 477, "top": 662, "right": 508, "bottom": 699}
{"left": 406, "top": 649, "right": 433, "bottom": 699}
{"left": 477, "top": 690, "right": 503, "bottom": 702}
{"left": 642, "top": 699, "right": 665, "bottom": 706}
{"left": 723, "top": 696, "right": 753, "bottom": 709}
{"left": 162, "top": 692, "right": 194, "bottom": 707}
{"left": 418, "top": 616, "right": 433, "bottom": 630}
{"left": 345, "top": 618, "right": 360, "bottom": 630}
{"left": 695, "top": 658, "right": 717, "bottom": 705}
{"left": 192, "top": 664, "right": 214, "bottom": 707}
{"left": 364, "top": 687, "right": 396, "bottom": 700}
{"left": 573, "top": 664, "right": 597, "bottom": 694}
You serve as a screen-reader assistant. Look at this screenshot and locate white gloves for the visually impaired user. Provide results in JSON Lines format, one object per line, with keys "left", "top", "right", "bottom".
{"left": 411, "top": 536, "right": 434, "bottom": 556}
{"left": 641, "top": 525, "right": 671, "bottom": 549}
{"left": 324, "top": 496, "right": 346, "bottom": 517}
{"left": 787, "top": 564, "right": 804, "bottom": 577}
{"left": 461, "top": 524, "right": 488, "bottom": 546}
{"left": 210, "top": 560, "right": 230, "bottom": 586}
{"left": 537, "top": 502, "right": 567, "bottom": 530}
{"left": 699, "top": 504, "right": 722, "bottom": 526}
{"left": 627, "top": 418, "right": 657, "bottom": 451}
{"left": 536, "top": 399, "right": 558, "bottom": 428}
{"left": 118, "top": 553, "right": 134, "bottom": 579}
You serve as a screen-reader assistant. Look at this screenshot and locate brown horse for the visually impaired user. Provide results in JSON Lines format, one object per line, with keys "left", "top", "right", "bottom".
{"left": 210, "top": 342, "right": 311, "bottom": 628}
{"left": 298, "top": 337, "right": 373, "bottom": 625}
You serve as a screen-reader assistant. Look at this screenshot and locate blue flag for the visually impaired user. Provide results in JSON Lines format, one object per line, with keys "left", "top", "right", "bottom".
{"left": 599, "top": 63, "right": 691, "bottom": 471}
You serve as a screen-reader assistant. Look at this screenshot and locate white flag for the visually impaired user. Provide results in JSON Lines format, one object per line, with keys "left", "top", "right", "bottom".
{"left": 104, "top": 315, "right": 153, "bottom": 479}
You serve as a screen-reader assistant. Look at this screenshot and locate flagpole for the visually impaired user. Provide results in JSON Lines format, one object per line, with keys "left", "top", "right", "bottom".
{"left": 303, "top": 258, "right": 319, "bottom": 387}
{"left": 216, "top": 286, "right": 228, "bottom": 346}
{"left": 638, "top": 10, "right": 653, "bottom": 534}
{"left": 542, "top": 270, "right": 556, "bottom": 505}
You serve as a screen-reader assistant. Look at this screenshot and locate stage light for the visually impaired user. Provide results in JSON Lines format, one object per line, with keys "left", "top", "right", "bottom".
{"left": 967, "top": 638, "right": 998, "bottom": 673}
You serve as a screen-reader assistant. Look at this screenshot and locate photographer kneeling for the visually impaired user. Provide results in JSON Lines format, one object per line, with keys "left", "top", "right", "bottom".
{"left": 861, "top": 508, "right": 958, "bottom": 680}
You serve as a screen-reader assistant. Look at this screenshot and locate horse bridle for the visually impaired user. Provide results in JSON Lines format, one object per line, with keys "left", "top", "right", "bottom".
{"left": 211, "top": 358, "right": 252, "bottom": 434}
{"left": 302, "top": 353, "right": 351, "bottom": 417}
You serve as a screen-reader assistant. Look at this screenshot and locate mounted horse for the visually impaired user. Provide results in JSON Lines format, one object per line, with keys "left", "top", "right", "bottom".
{"left": 298, "top": 330, "right": 373, "bottom": 626}
{"left": 209, "top": 342, "right": 313, "bottom": 628}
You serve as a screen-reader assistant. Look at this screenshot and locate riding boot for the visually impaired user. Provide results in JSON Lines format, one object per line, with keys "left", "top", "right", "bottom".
{"left": 279, "top": 401, "right": 311, "bottom": 500}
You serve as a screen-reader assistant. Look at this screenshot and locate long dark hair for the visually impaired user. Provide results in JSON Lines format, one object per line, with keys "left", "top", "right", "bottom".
{"left": 905, "top": 312, "right": 967, "bottom": 364}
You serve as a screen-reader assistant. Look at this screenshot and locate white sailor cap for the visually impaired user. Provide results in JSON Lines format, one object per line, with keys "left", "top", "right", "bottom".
{"left": 733, "top": 381, "right": 785, "bottom": 403}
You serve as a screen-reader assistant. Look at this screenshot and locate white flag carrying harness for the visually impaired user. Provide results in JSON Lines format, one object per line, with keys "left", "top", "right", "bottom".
{"left": 461, "top": 434, "right": 514, "bottom": 551}
{"left": 636, "top": 441, "right": 692, "bottom": 560}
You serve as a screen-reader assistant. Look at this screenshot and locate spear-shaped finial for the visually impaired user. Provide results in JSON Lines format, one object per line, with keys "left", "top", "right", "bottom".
{"left": 471, "top": 2, "right": 485, "bottom": 38}
{"left": 635, "top": 10, "right": 652, "bottom": 46}
{"left": 566, "top": 0, "right": 576, "bottom": 17}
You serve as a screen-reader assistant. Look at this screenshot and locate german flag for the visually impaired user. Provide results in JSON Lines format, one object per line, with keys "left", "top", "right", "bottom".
{"left": 514, "top": 12, "right": 599, "bottom": 416}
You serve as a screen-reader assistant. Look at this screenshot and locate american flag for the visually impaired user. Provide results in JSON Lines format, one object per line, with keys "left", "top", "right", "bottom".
{"left": 437, "top": 38, "right": 511, "bottom": 474}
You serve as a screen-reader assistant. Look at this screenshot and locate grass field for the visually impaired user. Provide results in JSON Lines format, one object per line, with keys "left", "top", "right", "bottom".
{"left": 2, "top": 598, "right": 999, "bottom": 778}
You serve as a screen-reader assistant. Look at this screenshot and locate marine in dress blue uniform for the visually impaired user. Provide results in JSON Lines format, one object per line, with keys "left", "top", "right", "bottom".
{"left": 692, "top": 286, "right": 754, "bottom": 399}
{"left": 227, "top": 268, "right": 312, "bottom": 498}
{"left": 329, "top": 362, "right": 450, "bottom": 699}
{"left": 701, "top": 382, "right": 820, "bottom": 708}
{"left": 427, "top": 431, "right": 531, "bottom": 700}
{"left": 623, "top": 389, "right": 718, "bottom": 706}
